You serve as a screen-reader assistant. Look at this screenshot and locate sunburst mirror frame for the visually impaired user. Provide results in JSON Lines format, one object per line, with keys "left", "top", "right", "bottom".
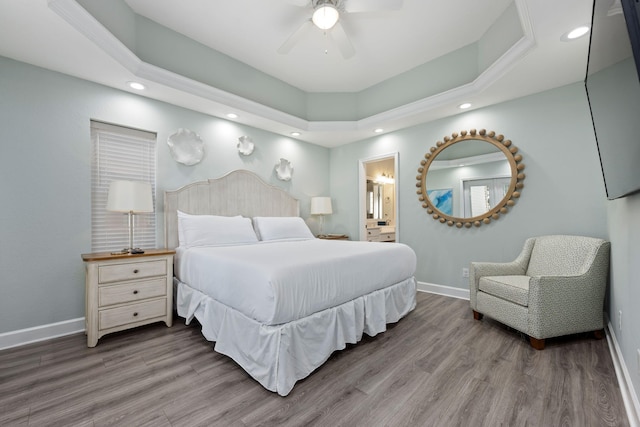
{"left": 416, "top": 129, "right": 526, "bottom": 228}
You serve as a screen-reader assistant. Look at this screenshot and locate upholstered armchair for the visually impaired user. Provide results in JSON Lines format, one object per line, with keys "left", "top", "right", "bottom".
{"left": 469, "top": 235, "right": 610, "bottom": 350}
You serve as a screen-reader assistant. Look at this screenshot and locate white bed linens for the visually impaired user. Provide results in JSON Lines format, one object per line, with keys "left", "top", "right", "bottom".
{"left": 175, "top": 239, "right": 417, "bottom": 325}
{"left": 174, "top": 238, "right": 417, "bottom": 396}
{"left": 176, "top": 275, "right": 416, "bottom": 396}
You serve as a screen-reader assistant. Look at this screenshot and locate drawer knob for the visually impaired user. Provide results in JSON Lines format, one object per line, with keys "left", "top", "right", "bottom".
{"left": 133, "top": 312, "right": 138, "bottom": 317}
{"left": 133, "top": 269, "right": 139, "bottom": 274}
{"left": 133, "top": 290, "right": 139, "bottom": 295}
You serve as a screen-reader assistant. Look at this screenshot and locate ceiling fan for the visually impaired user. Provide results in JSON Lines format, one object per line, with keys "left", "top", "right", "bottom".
{"left": 278, "top": 0, "right": 403, "bottom": 59}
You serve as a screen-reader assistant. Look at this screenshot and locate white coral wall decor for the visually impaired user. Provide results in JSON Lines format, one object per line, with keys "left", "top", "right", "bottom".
{"left": 167, "top": 128, "right": 204, "bottom": 165}
{"left": 275, "top": 158, "right": 293, "bottom": 181}
{"left": 237, "top": 135, "right": 255, "bottom": 155}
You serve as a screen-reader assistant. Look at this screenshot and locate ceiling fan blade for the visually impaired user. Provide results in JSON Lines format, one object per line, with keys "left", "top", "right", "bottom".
{"left": 330, "top": 21, "right": 355, "bottom": 59}
{"left": 344, "top": 0, "right": 403, "bottom": 13}
{"left": 278, "top": 20, "right": 314, "bottom": 54}
{"left": 285, "top": 0, "right": 311, "bottom": 6}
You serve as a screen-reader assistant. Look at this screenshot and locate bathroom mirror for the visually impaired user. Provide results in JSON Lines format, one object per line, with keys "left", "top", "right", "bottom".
{"left": 366, "top": 180, "right": 384, "bottom": 219}
{"left": 416, "top": 129, "right": 525, "bottom": 227}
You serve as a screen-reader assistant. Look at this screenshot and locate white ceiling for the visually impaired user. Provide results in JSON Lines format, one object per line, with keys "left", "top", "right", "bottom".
{"left": 0, "top": 0, "right": 594, "bottom": 147}
{"left": 124, "top": 0, "right": 515, "bottom": 93}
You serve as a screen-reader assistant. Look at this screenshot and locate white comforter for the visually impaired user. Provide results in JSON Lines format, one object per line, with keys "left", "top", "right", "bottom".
{"left": 175, "top": 239, "right": 416, "bottom": 325}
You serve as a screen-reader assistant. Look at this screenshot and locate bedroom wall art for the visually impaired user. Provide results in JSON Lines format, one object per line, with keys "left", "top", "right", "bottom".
{"left": 167, "top": 128, "right": 205, "bottom": 165}
{"left": 426, "top": 188, "right": 453, "bottom": 216}
{"left": 416, "top": 128, "right": 525, "bottom": 228}
{"left": 275, "top": 158, "right": 293, "bottom": 181}
{"left": 237, "top": 135, "right": 255, "bottom": 156}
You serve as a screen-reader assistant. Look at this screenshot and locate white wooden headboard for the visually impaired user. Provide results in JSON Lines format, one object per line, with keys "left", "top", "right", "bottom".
{"left": 164, "top": 170, "right": 300, "bottom": 249}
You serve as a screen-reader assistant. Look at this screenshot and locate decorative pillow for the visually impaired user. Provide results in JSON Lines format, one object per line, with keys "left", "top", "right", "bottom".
{"left": 252, "top": 216, "right": 315, "bottom": 241}
{"left": 177, "top": 211, "right": 258, "bottom": 248}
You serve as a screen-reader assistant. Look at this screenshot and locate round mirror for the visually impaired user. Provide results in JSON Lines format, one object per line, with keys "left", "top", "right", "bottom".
{"left": 416, "top": 129, "right": 525, "bottom": 227}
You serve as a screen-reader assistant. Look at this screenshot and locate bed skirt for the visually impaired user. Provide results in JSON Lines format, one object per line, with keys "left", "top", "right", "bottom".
{"left": 175, "top": 276, "right": 417, "bottom": 396}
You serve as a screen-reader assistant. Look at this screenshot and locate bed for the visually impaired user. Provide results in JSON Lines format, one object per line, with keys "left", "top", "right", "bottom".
{"left": 164, "top": 170, "right": 417, "bottom": 396}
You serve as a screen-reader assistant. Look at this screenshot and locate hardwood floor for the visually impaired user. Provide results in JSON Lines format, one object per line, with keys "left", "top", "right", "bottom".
{"left": 0, "top": 292, "right": 629, "bottom": 426}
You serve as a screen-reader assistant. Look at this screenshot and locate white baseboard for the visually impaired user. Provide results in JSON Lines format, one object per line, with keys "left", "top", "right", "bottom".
{"left": 0, "top": 318, "right": 85, "bottom": 351}
{"left": 417, "top": 281, "right": 470, "bottom": 300}
{"left": 606, "top": 321, "right": 640, "bottom": 427}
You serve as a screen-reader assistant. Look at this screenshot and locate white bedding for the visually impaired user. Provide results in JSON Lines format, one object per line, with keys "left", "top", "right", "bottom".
{"left": 175, "top": 238, "right": 418, "bottom": 396}
{"left": 175, "top": 239, "right": 416, "bottom": 325}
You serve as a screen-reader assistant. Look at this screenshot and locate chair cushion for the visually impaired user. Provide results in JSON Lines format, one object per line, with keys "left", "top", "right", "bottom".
{"left": 526, "top": 235, "right": 601, "bottom": 277}
{"left": 478, "top": 275, "right": 531, "bottom": 307}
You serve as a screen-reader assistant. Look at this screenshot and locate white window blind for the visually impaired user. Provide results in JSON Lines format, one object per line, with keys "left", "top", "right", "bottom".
{"left": 90, "top": 121, "right": 157, "bottom": 252}
{"left": 470, "top": 185, "right": 490, "bottom": 217}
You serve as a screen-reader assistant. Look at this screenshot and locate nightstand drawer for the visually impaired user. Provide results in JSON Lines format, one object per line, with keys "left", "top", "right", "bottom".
{"left": 99, "top": 299, "right": 167, "bottom": 330}
{"left": 99, "top": 278, "right": 167, "bottom": 307}
{"left": 98, "top": 259, "right": 167, "bottom": 283}
{"left": 379, "top": 232, "right": 395, "bottom": 242}
{"left": 367, "top": 228, "right": 381, "bottom": 236}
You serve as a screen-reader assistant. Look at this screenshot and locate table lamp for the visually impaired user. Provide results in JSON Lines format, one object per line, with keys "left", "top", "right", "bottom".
{"left": 106, "top": 180, "right": 153, "bottom": 254}
{"left": 310, "top": 196, "right": 333, "bottom": 237}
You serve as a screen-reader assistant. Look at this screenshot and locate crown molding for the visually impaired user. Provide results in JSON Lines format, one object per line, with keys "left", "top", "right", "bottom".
{"left": 48, "top": 0, "right": 536, "bottom": 145}
{"left": 136, "top": 61, "right": 309, "bottom": 130}
{"left": 48, "top": 0, "right": 142, "bottom": 73}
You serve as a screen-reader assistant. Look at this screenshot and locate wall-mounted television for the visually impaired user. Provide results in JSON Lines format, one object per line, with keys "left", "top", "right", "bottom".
{"left": 585, "top": 0, "right": 640, "bottom": 199}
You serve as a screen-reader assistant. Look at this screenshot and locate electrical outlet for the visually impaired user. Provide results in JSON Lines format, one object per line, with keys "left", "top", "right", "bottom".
{"left": 462, "top": 268, "right": 469, "bottom": 278}
{"left": 618, "top": 310, "right": 622, "bottom": 331}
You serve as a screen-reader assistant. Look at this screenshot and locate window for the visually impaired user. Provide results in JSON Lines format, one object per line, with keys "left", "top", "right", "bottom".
{"left": 462, "top": 177, "right": 511, "bottom": 218}
{"left": 90, "top": 121, "right": 157, "bottom": 252}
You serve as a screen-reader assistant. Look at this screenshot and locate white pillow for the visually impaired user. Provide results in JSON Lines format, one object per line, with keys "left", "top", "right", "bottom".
{"left": 253, "top": 216, "right": 315, "bottom": 241}
{"left": 177, "top": 211, "right": 258, "bottom": 248}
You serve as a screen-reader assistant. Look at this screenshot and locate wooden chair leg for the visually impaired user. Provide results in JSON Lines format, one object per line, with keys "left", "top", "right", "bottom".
{"left": 593, "top": 329, "right": 605, "bottom": 340}
{"left": 472, "top": 310, "right": 483, "bottom": 320}
{"left": 529, "top": 337, "right": 545, "bottom": 350}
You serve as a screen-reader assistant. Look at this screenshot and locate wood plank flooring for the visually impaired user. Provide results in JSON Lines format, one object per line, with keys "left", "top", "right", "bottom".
{"left": 0, "top": 292, "right": 629, "bottom": 426}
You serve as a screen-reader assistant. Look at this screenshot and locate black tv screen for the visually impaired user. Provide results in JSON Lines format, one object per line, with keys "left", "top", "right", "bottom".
{"left": 585, "top": 0, "right": 640, "bottom": 199}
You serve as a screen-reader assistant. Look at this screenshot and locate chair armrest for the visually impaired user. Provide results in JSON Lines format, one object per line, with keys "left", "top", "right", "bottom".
{"left": 528, "top": 272, "right": 607, "bottom": 338}
{"left": 470, "top": 261, "right": 526, "bottom": 287}
{"left": 469, "top": 237, "right": 534, "bottom": 310}
{"left": 469, "top": 261, "right": 527, "bottom": 309}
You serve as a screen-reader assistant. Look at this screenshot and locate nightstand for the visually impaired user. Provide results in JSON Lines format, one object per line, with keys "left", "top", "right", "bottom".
{"left": 366, "top": 227, "right": 395, "bottom": 242}
{"left": 318, "top": 234, "right": 349, "bottom": 240}
{"left": 81, "top": 249, "right": 175, "bottom": 347}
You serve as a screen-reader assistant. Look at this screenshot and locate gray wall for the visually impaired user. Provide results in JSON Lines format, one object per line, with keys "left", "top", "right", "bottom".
{"left": 607, "top": 194, "right": 640, "bottom": 401}
{"left": 329, "top": 82, "right": 609, "bottom": 288}
{"left": 0, "top": 56, "right": 329, "bottom": 334}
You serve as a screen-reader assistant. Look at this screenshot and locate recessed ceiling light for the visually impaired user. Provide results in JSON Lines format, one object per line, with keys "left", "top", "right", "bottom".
{"left": 291, "top": 132, "right": 301, "bottom": 137}
{"left": 458, "top": 102, "right": 472, "bottom": 109}
{"left": 561, "top": 25, "right": 590, "bottom": 41}
{"left": 127, "top": 81, "right": 145, "bottom": 90}
{"left": 374, "top": 128, "right": 384, "bottom": 133}
{"left": 227, "top": 113, "right": 238, "bottom": 119}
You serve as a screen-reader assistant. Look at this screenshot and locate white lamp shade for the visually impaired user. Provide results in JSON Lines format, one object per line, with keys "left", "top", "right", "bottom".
{"left": 310, "top": 196, "right": 333, "bottom": 215}
{"left": 312, "top": 3, "right": 339, "bottom": 30}
{"left": 106, "top": 180, "right": 154, "bottom": 213}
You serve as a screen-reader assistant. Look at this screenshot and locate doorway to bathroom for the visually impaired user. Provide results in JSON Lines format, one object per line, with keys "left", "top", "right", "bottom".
{"left": 358, "top": 152, "right": 399, "bottom": 242}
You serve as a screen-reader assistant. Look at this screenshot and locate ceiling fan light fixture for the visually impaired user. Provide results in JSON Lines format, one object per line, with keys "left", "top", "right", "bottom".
{"left": 312, "top": 2, "right": 339, "bottom": 30}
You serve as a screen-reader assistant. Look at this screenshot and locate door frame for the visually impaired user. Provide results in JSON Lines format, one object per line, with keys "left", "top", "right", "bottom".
{"left": 358, "top": 152, "right": 399, "bottom": 242}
